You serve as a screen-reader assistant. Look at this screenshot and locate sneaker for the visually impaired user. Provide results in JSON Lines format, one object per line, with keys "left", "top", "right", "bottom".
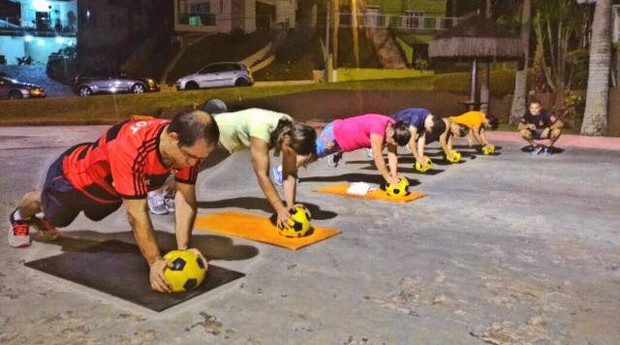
{"left": 147, "top": 191, "right": 168, "bottom": 215}
{"left": 273, "top": 165, "right": 283, "bottom": 186}
{"left": 163, "top": 193, "right": 175, "bottom": 213}
{"left": 31, "top": 216, "right": 61, "bottom": 241}
{"left": 531, "top": 146, "right": 544, "bottom": 156}
{"left": 8, "top": 210, "right": 30, "bottom": 248}
{"left": 327, "top": 152, "right": 343, "bottom": 167}
{"left": 544, "top": 147, "right": 553, "bottom": 157}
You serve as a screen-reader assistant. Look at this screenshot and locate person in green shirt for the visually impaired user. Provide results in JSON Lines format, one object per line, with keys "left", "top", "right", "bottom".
{"left": 148, "top": 99, "right": 317, "bottom": 229}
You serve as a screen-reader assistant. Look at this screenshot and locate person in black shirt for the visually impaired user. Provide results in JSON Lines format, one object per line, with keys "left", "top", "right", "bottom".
{"left": 518, "top": 100, "right": 563, "bottom": 156}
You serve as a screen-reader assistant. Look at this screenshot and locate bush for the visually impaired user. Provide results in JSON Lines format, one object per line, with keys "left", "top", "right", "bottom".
{"left": 553, "top": 92, "right": 585, "bottom": 129}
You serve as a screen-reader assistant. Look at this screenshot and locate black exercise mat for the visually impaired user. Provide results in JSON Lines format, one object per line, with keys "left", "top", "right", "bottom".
{"left": 25, "top": 240, "right": 245, "bottom": 312}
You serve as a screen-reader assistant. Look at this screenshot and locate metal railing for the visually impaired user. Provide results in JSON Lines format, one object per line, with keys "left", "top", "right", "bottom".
{"left": 0, "top": 17, "right": 77, "bottom": 35}
{"left": 336, "top": 13, "right": 461, "bottom": 31}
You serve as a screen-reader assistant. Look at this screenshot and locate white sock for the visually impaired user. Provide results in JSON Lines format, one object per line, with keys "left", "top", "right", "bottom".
{"left": 35, "top": 212, "right": 45, "bottom": 219}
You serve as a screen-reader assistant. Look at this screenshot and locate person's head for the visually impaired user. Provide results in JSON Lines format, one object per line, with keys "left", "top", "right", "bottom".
{"left": 165, "top": 110, "right": 220, "bottom": 168}
{"left": 203, "top": 98, "right": 228, "bottom": 115}
{"left": 529, "top": 100, "right": 543, "bottom": 116}
{"left": 484, "top": 115, "right": 499, "bottom": 130}
{"left": 386, "top": 120, "right": 412, "bottom": 146}
{"left": 270, "top": 118, "right": 317, "bottom": 156}
{"left": 430, "top": 116, "right": 446, "bottom": 136}
{"left": 449, "top": 121, "right": 469, "bottom": 137}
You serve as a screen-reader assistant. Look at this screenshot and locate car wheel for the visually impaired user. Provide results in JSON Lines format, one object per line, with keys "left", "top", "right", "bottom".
{"left": 78, "top": 86, "right": 92, "bottom": 97}
{"left": 8, "top": 91, "right": 23, "bottom": 99}
{"left": 131, "top": 83, "right": 146, "bottom": 93}
{"left": 234, "top": 78, "right": 251, "bottom": 87}
{"left": 185, "top": 81, "right": 199, "bottom": 90}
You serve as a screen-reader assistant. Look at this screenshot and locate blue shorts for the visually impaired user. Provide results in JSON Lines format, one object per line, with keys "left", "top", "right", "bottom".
{"left": 315, "top": 121, "right": 341, "bottom": 158}
{"left": 41, "top": 152, "right": 122, "bottom": 227}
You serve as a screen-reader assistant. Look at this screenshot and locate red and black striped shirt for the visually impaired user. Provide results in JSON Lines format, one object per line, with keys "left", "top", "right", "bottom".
{"left": 62, "top": 119, "right": 198, "bottom": 203}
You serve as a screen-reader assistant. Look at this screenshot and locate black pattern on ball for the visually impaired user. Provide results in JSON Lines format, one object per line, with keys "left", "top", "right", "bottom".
{"left": 184, "top": 278, "right": 198, "bottom": 290}
{"left": 171, "top": 258, "right": 186, "bottom": 271}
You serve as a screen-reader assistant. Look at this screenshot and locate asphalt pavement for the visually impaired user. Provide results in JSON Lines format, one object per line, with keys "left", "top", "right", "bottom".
{"left": 0, "top": 126, "right": 619, "bottom": 344}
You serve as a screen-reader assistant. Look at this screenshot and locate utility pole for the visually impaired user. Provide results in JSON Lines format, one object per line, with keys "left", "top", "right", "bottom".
{"left": 324, "top": 1, "right": 331, "bottom": 83}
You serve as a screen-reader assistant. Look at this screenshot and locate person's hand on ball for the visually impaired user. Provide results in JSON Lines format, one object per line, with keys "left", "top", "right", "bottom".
{"left": 149, "top": 256, "right": 172, "bottom": 293}
{"left": 187, "top": 248, "right": 208, "bottom": 268}
{"left": 387, "top": 175, "right": 400, "bottom": 186}
{"left": 276, "top": 206, "right": 293, "bottom": 230}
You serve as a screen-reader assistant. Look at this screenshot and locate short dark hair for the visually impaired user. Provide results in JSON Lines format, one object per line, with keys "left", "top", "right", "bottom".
{"left": 391, "top": 120, "right": 412, "bottom": 146}
{"left": 486, "top": 115, "right": 499, "bottom": 130}
{"left": 457, "top": 124, "right": 470, "bottom": 137}
{"left": 167, "top": 110, "right": 219, "bottom": 148}
{"left": 431, "top": 117, "right": 446, "bottom": 136}
{"left": 529, "top": 99, "right": 542, "bottom": 106}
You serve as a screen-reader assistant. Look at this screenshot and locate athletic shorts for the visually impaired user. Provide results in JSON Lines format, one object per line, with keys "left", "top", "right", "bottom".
{"left": 41, "top": 153, "right": 122, "bottom": 227}
{"left": 532, "top": 128, "right": 548, "bottom": 140}
{"left": 315, "top": 121, "right": 341, "bottom": 158}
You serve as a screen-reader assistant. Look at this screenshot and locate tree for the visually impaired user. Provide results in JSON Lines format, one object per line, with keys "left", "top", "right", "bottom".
{"left": 509, "top": 0, "right": 532, "bottom": 124}
{"left": 532, "top": 0, "right": 590, "bottom": 96}
{"left": 581, "top": 0, "right": 612, "bottom": 136}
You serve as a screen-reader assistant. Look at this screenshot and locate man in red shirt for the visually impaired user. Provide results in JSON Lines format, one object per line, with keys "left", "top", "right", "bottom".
{"left": 8, "top": 110, "right": 219, "bottom": 293}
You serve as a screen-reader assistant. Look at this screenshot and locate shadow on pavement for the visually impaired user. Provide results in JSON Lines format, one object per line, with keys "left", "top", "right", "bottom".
{"left": 34, "top": 229, "right": 259, "bottom": 261}
{"left": 197, "top": 197, "right": 337, "bottom": 220}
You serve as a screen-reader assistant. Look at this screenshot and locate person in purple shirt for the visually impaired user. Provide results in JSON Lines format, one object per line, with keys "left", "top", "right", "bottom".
{"left": 273, "top": 114, "right": 410, "bottom": 186}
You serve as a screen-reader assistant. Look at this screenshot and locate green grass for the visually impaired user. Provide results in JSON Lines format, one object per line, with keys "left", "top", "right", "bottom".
{"left": 0, "top": 77, "right": 435, "bottom": 125}
{"left": 366, "top": 0, "right": 447, "bottom": 16}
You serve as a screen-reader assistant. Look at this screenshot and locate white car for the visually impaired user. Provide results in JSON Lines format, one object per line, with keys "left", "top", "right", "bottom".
{"left": 176, "top": 62, "right": 254, "bottom": 90}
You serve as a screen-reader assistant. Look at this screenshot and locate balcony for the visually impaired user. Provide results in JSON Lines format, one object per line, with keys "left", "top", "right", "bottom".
{"left": 0, "top": 16, "right": 77, "bottom": 37}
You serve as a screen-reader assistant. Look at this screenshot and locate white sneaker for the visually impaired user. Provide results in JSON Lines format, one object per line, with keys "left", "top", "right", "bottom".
{"left": 163, "top": 193, "right": 175, "bottom": 213}
{"left": 147, "top": 191, "right": 168, "bottom": 215}
{"left": 366, "top": 148, "right": 373, "bottom": 158}
{"left": 273, "top": 165, "right": 283, "bottom": 186}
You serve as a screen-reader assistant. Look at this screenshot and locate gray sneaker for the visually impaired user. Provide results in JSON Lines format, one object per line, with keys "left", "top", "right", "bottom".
{"left": 147, "top": 191, "right": 168, "bottom": 215}
{"left": 163, "top": 193, "right": 175, "bottom": 213}
{"left": 327, "top": 152, "right": 343, "bottom": 167}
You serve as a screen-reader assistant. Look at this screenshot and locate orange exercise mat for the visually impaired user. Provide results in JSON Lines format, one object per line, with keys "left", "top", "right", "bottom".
{"left": 314, "top": 184, "right": 426, "bottom": 203}
{"left": 194, "top": 211, "right": 340, "bottom": 251}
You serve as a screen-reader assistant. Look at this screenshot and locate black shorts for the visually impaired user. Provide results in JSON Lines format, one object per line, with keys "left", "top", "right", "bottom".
{"left": 41, "top": 154, "right": 122, "bottom": 227}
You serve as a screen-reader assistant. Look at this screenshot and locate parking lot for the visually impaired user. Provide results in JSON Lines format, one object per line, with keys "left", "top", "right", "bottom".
{"left": 0, "top": 125, "right": 619, "bottom": 344}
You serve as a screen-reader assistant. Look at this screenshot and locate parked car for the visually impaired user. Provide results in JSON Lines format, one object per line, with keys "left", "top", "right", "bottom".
{"left": 176, "top": 62, "right": 254, "bottom": 90}
{"left": 73, "top": 69, "right": 159, "bottom": 97}
{"left": 0, "top": 76, "right": 46, "bottom": 99}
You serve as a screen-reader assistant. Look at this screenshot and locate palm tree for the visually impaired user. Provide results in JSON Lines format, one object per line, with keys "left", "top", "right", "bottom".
{"left": 581, "top": 0, "right": 612, "bottom": 135}
{"left": 509, "top": 0, "right": 531, "bottom": 124}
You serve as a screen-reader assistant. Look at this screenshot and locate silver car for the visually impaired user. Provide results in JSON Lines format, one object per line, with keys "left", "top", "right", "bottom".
{"left": 176, "top": 62, "right": 254, "bottom": 90}
{"left": 0, "top": 76, "right": 46, "bottom": 99}
{"left": 73, "top": 69, "right": 159, "bottom": 97}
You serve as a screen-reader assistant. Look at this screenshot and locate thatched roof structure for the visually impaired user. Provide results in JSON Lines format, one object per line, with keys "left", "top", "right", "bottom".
{"left": 429, "top": 14, "right": 523, "bottom": 62}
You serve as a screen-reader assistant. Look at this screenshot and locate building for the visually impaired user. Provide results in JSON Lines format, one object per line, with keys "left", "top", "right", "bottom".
{"left": 173, "top": 0, "right": 297, "bottom": 34}
{"left": 0, "top": 0, "right": 77, "bottom": 65}
{"left": 0, "top": 0, "right": 171, "bottom": 66}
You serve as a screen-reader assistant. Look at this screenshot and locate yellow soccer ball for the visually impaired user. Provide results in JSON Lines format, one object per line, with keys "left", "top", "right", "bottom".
{"left": 446, "top": 150, "right": 461, "bottom": 163}
{"left": 482, "top": 145, "right": 495, "bottom": 155}
{"left": 163, "top": 250, "right": 208, "bottom": 293}
{"left": 279, "top": 205, "right": 312, "bottom": 238}
{"left": 415, "top": 158, "right": 432, "bottom": 173}
{"left": 386, "top": 177, "right": 410, "bottom": 197}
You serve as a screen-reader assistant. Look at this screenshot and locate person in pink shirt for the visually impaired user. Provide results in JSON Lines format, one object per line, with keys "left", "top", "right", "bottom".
{"left": 274, "top": 114, "right": 410, "bottom": 186}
